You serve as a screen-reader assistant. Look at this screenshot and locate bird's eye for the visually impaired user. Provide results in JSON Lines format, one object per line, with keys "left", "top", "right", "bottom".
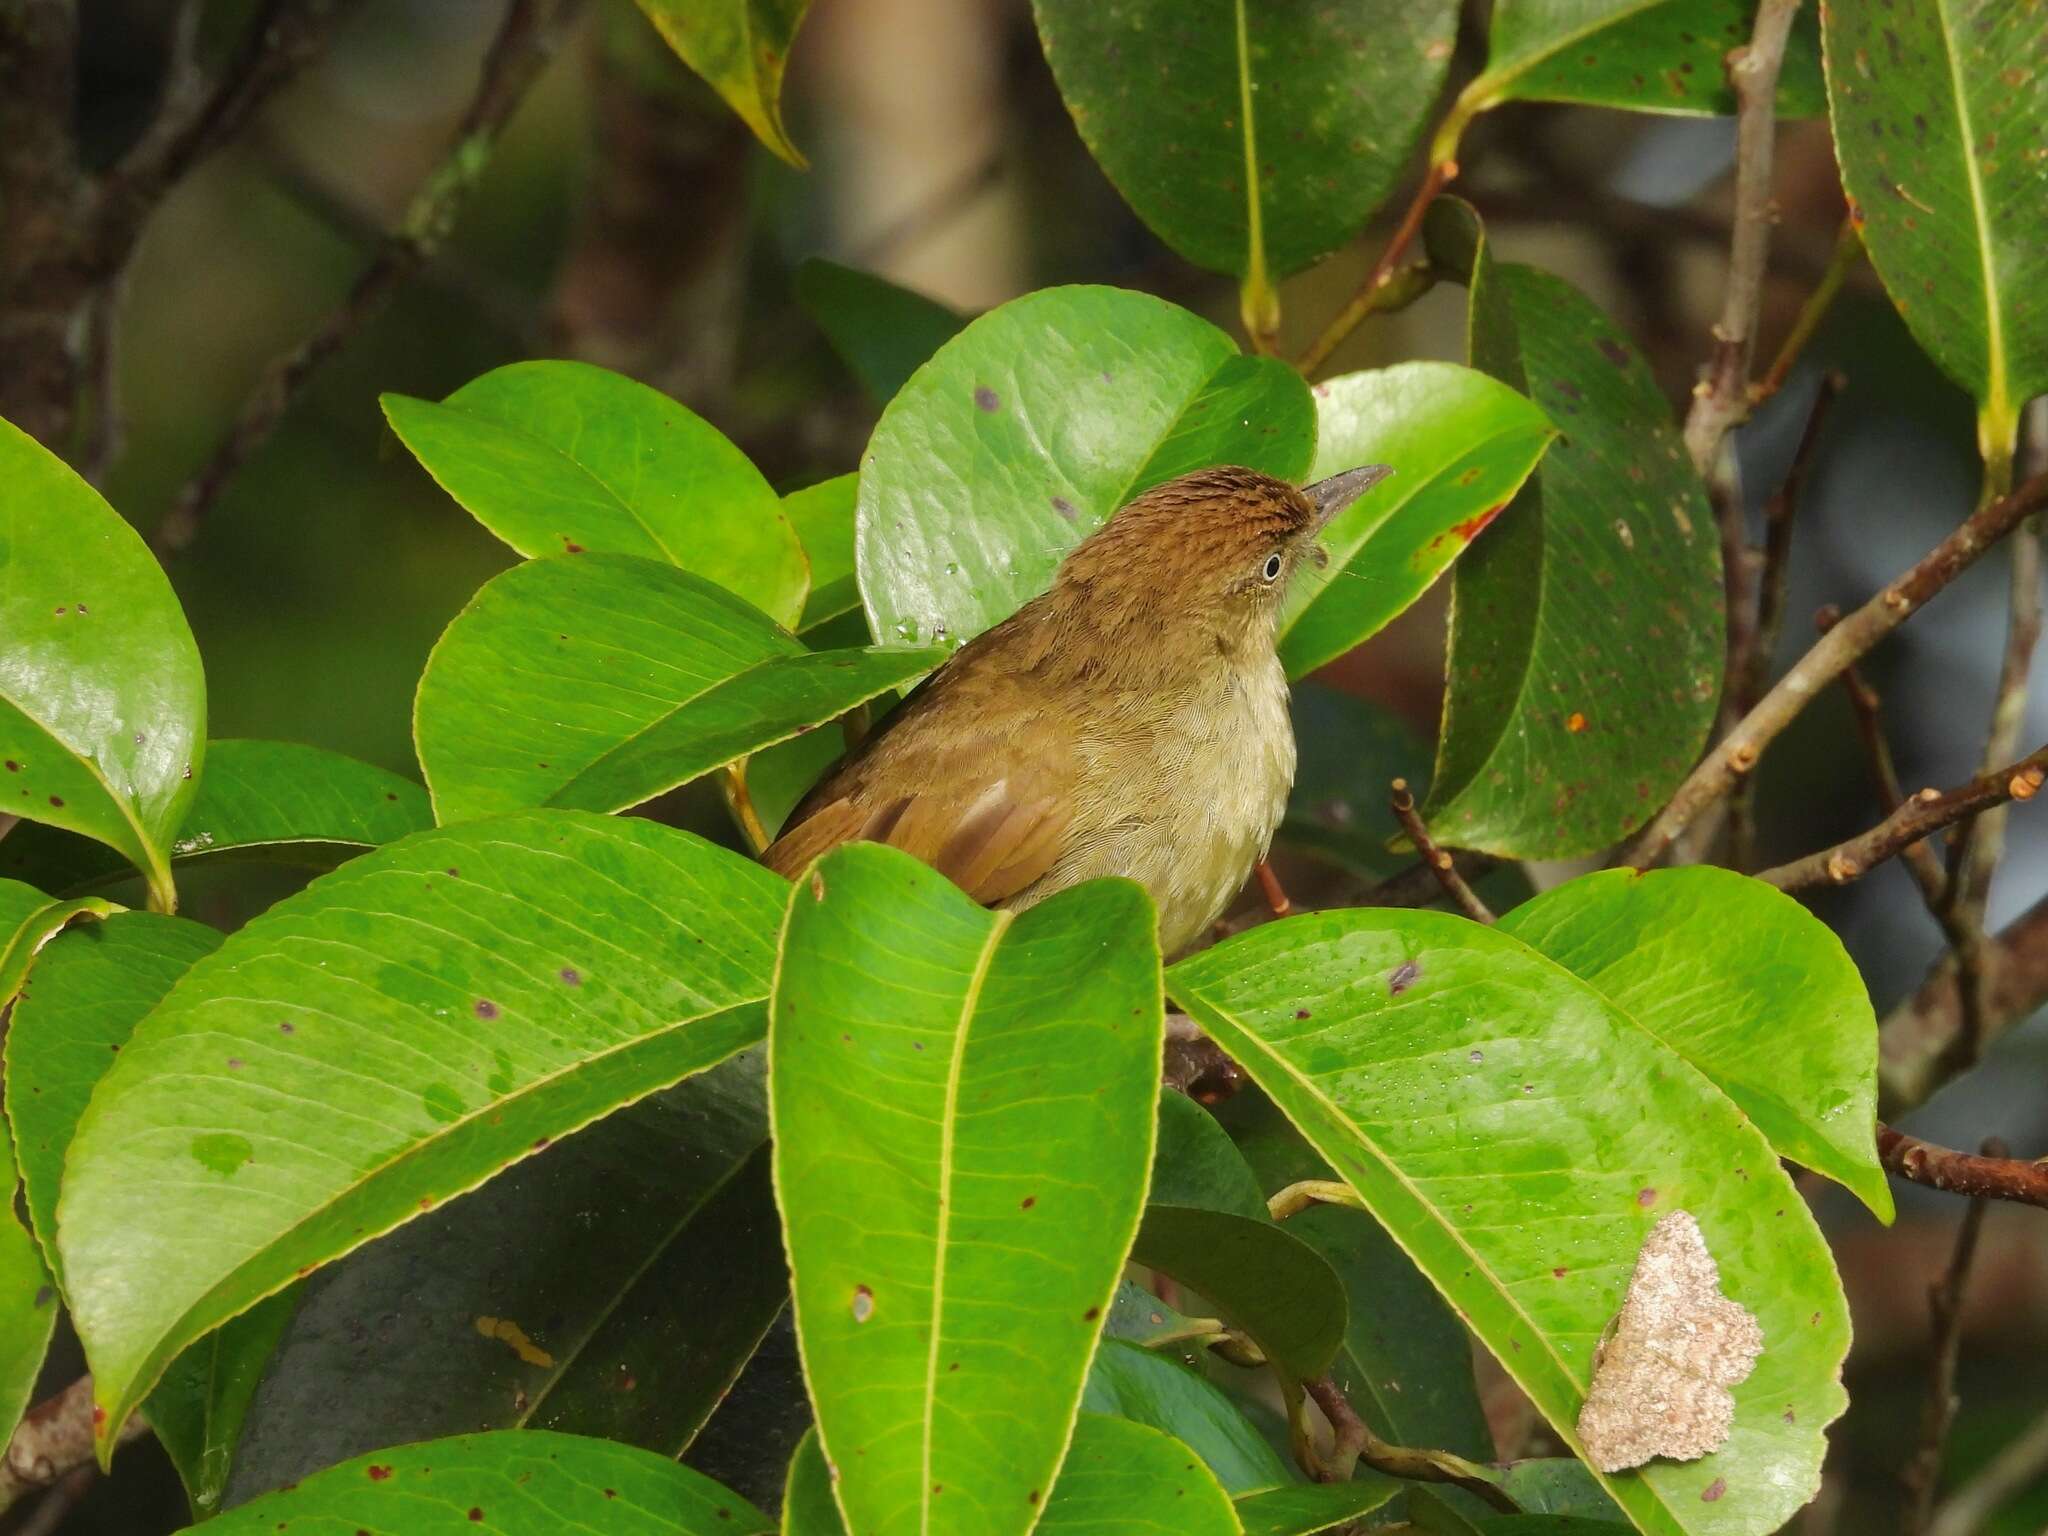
{"left": 1260, "top": 552, "right": 1284, "bottom": 582}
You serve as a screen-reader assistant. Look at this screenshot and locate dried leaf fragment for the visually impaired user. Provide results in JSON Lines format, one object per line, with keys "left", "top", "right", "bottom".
{"left": 1576, "top": 1209, "right": 1762, "bottom": 1473}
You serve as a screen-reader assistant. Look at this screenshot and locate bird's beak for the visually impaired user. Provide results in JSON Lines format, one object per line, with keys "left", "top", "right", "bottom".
{"left": 1305, "top": 464, "right": 1394, "bottom": 530}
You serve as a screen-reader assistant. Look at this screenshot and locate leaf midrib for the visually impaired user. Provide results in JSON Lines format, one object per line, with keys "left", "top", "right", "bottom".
{"left": 1929, "top": 0, "right": 2008, "bottom": 420}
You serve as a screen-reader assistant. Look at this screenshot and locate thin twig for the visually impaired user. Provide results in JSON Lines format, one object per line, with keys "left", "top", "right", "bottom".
{"left": 1753, "top": 216, "right": 1863, "bottom": 405}
{"left": 1350, "top": 850, "right": 1502, "bottom": 911}
{"left": 1755, "top": 744, "right": 2048, "bottom": 892}
{"left": 1254, "top": 859, "right": 1294, "bottom": 919}
{"left": 1390, "top": 779, "right": 1494, "bottom": 923}
{"left": 1295, "top": 162, "right": 1455, "bottom": 377}
{"left": 0, "top": 1377, "right": 147, "bottom": 1516}
{"left": 1881, "top": 887, "right": 2048, "bottom": 1114}
{"left": 1900, "top": 1154, "right": 1992, "bottom": 1536}
{"left": 1928, "top": 1407, "right": 2048, "bottom": 1536}
{"left": 155, "top": 0, "right": 584, "bottom": 553}
{"left": 1301, "top": 1376, "right": 1517, "bottom": 1508}
{"left": 1815, "top": 603, "right": 1950, "bottom": 904}
{"left": 1879, "top": 1128, "right": 2048, "bottom": 1210}
{"left": 1623, "top": 469, "right": 2048, "bottom": 868}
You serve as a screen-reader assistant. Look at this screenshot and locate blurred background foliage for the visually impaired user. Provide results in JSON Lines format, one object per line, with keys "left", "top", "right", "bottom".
{"left": 19, "top": 0, "right": 2047, "bottom": 1530}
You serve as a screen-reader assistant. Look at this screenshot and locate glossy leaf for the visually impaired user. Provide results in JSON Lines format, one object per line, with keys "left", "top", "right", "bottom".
{"left": 1031, "top": 0, "right": 1457, "bottom": 284}
{"left": 771, "top": 845, "right": 1163, "bottom": 1536}
{"left": 1081, "top": 1338, "right": 1293, "bottom": 1495}
{"left": 382, "top": 360, "right": 807, "bottom": 627}
{"left": 857, "top": 285, "right": 1316, "bottom": 652}
{"left": 0, "top": 740, "right": 432, "bottom": 895}
{"left": 1822, "top": 0, "right": 2048, "bottom": 430}
{"left": 1500, "top": 867, "right": 1891, "bottom": 1218}
{"left": 0, "top": 416, "right": 205, "bottom": 910}
{"left": 1035, "top": 1413, "right": 1240, "bottom": 1534}
{"left": 796, "top": 261, "right": 965, "bottom": 407}
{"left": 1129, "top": 1205, "right": 1345, "bottom": 1382}
{"left": 148, "top": 1290, "right": 298, "bottom": 1518}
{"left": 60, "top": 810, "right": 786, "bottom": 1448}
{"left": 1280, "top": 362, "right": 1556, "bottom": 678}
{"left": 0, "top": 878, "right": 115, "bottom": 1009}
{"left": 7, "top": 912, "right": 221, "bottom": 1274}
{"left": 1423, "top": 198, "right": 1721, "bottom": 858}
{"left": 1469, "top": 2, "right": 1825, "bottom": 118}
{"left": 1220, "top": 1087, "right": 1494, "bottom": 1459}
{"left": 1170, "top": 910, "right": 1851, "bottom": 1536}
{"left": 0, "top": 1120, "right": 56, "bottom": 1445}
{"left": 186, "top": 1430, "right": 771, "bottom": 1535}
{"left": 784, "top": 474, "right": 864, "bottom": 631}
{"left": 633, "top": 0, "right": 812, "bottom": 167}
{"left": 225, "top": 1053, "right": 782, "bottom": 1502}
{"left": 1152, "top": 1088, "right": 1269, "bottom": 1219}
{"left": 1500, "top": 1459, "right": 1628, "bottom": 1518}
{"left": 1235, "top": 1478, "right": 1403, "bottom": 1536}
{"left": 414, "top": 553, "right": 942, "bottom": 824}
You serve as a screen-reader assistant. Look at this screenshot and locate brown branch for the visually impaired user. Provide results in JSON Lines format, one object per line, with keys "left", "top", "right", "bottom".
{"left": 1927, "top": 1407, "right": 2048, "bottom": 1536}
{"left": 1301, "top": 1375, "right": 1517, "bottom": 1509}
{"left": 1296, "top": 160, "right": 1455, "bottom": 378}
{"left": 0, "top": 0, "right": 86, "bottom": 448}
{"left": 155, "top": 0, "right": 584, "bottom": 554}
{"left": 1880, "top": 887, "right": 2048, "bottom": 1114}
{"left": 1879, "top": 1128, "right": 2048, "bottom": 1211}
{"left": 1899, "top": 1153, "right": 1992, "bottom": 1536}
{"left": 0, "top": 1377, "right": 147, "bottom": 1516}
{"left": 1756, "top": 744, "right": 2048, "bottom": 892}
{"left": 1752, "top": 216, "right": 1863, "bottom": 405}
{"left": 1389, "top": 779, "right": 1494, "bottom": 923}
{"left": 1624, "top": 468, "right": 2048, "bottom": 868}
{"left": 1349, "top": 850, "right": 1502, "bottom": 911}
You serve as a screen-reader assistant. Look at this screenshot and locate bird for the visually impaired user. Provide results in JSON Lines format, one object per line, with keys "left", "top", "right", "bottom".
{"left": 761, "top": 462, "right": 1392, "bottom": 956}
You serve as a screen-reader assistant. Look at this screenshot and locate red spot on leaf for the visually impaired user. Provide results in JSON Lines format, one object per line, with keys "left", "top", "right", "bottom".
{"left": 367, "top": 1465, "right": 392, "bottom": 1481}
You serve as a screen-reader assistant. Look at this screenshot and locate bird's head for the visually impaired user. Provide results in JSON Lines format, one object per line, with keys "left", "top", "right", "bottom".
{"left": 1050, "top": 463, "right": 1392, "bottom": 655}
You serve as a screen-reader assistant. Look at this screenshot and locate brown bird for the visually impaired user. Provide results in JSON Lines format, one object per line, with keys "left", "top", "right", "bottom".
{"left": 762, "top": 463, "right": 1391, "bottom": 955}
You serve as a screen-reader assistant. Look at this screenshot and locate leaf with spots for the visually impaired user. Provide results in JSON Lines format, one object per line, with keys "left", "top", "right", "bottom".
{"left": 1168, "top": 909, "right": 1851, "bottom": 1536}
{"left": 180, "top": 1429, "right": 772, "bottom": 1534}
{"left": 1499, "top": 867, "right": 1890, "bottom": 1219}
{"left": 795, "top": 260, "right": 966, "bottom": 407}
{"left": 382, "top": 360, "right": 808, "bottom": 627}
{"left": 1421, "top": 197, "right": 1722, "bottom": 859}
{"left": 771, "top": 845, "right": 1163, "bottom": 1536}
{"left": 1030, "top": 0, "right": 1458, "bottom": 305}
{"left": 58, "top": 811, "right": 787, "bottom": 1453}
{"left": 222, "top": 1051, "right": 785, "bottom": 1503}
{"left": 856, "top": 286, "right": 1315, "bottom": 653}
{"left": 1463, "top": 1, "right": 1825, "bottom": 121}
{"left": 1279, "top": 362, "right": 1557, "bottom": 679}
{"left": 0, "top": 740, "right": 431, "bottom": 896}
{"left": 1822, "top": 0, "right": 2048, "bottom": 436}
{"left": 414, "top": 552, "right": 942, "bottom": 825}
{"left": 0, "top": 417, "right": 205, "bottom": 913}
{"left": 1081, "top": 1338, "right": 1294, "bottom": 1495}
{"left": 633, "top": 0, "right": 813, "bottom": 168}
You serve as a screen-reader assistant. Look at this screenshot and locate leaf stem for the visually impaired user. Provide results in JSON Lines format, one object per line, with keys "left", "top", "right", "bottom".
{"left": 1295, "top": 158, "right": 1457, "bottom": 378}
{"left": 1751, "top": 216, "right": 1863, "bottom": 405}
{"left": 1266, "top": 1179, "right": 1363, "bottom": 1221}
{"left": 721, "top": 763, "right": 771, "bottom": 856}
{"left": 1389, "top": 779, "right": 1493, "bottom": 924}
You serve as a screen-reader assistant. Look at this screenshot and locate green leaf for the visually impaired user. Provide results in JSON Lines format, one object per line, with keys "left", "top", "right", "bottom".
{"left": 1423, "top": 197, "right": 1722, "bottom": 858}
{"left": 632, "top": 0, "right": 813, "bottom": 167}
{"left": 781, "top": 1428, "right": 842, "bottom": 1534}
{"left": 1218, "top": 1088, "right": 1495, "bottom": 1459}
{"left": 1153, "top": 1089, "right": 1270, "bottom": 1219}
{"left": 59, "top": 810, "right": 786, "bottom": 1449}
{"left": 382, "top": 360, "right": 808, "bottom": 627}
{"left": 1499, "top": 1459, "right": 1628, "bottom": 1518}
{"left": 0, "top": 1115, "right": 57, "bottom": 1445}
{"left": 1279, "top": 362, "right": 1556, "bottom": 679}
{"left": 856, "top": 286, "right": 1316, "bottom": 652}
{"left": 1822, "top": 0, "right": 2048, "bottom": 431}
{"left": 770, "top": 845, "right": 1163, "bottom": 1536}
{"left": 414, "top": 553, "right": 942, "bottom": 824}
{"left": 6, "top": 911, "right": 221, "bottom": 1275}
{"left": 223, "top": 1053, "right": 783, "bottom": 1502}
{"left": 795, "top": 261, "right": 966, "bottom": 407}
{"left": 784, "top": 474, "right": 864, "bottom": 632}
{"left": 1130, "top": 1205, "right": 1345, "bottom": 1381}
{"left": 1030, "top": 0, "right": 1458, "bottom": 286}
{"left": 0, "top": 877, "right": 116, "bottom": 1009}
{"left": 184, "top": 1430, "right": 772, "bottom": 1534}
{"left": 0, "top": 416, "right": 205, "bottom": 911}
{"left": 1081, "top": 1338, "right": 1293, "bottom": 1495}
{"left": 0, "top": 740, "right": 432, "bottom": 895}
{"left": 1169, "top": 909, "right": 1851, "bottom": 1536}
{"left": 1235, "top": 1478, "right": 1404, "bottom": 1536}
{"left": 1483, "top": 1519, "right": 1634, "bottom": 1536}
{"left": 147, "top": 1290, "right": 299, "bottom": 1518}
{"left": 1468, "top": 2, "right": 1825, "bottom": 119}
{"left": 1036, "top": 1414, "right": 1241, "bottom": 1534}
{"left": 1103, "top": 1277, "right": 1209, "bottom": 1348}
{"left": 1499, "top": 867, "right": 1891, "bottom": 1219}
